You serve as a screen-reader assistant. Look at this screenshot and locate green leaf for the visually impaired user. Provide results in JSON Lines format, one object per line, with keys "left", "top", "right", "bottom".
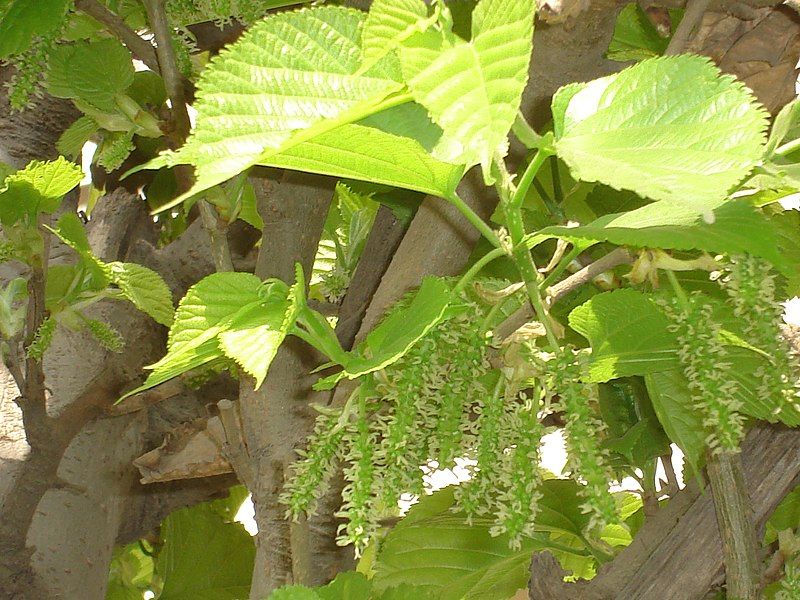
{"left": 569, "top": 289, "right": 677, "bottom": 382}
{"left": 269, "top": 586, "right": 322, "bottom": 600}
{"left": 764, "top": 486, "right": 800, "bottom": 544}
{"left": 56, "top": 116, "right": 99, "bottom": 159}
{"left": 157, "top": 500, "right": 255, "bottom": 600}
{"left": 541, "top": 198, "right": 789, "bottom": 277}
{"left": 373, "top": 482, "right": 594, "bottom": 599}
{"left": 362, "top": 0, "right": 431, "bottom": 64}
{"left": 0, "top": 0, "right": 71, "bottom": 58}
{"left": 148, "top": 6, "right": 405, "bottom": 209}
{"left": 121, "top": 273, "right": 300, "bottom": 400}
{"left": 340, "top": 277, "right": 453, "bottom": 379}
{"left": 766, "top": 98, "right": 800, "bottom": 157}
{"left": 554, "top": 55, "right": 769, "bottom": 204}
{"left": 47, "top": 39, "right": 135, "bottom": 112}
{"left": 399, "top": 0, "right": 535, "bottom": 178}
{"left": 218, "top": 276, "right": 301, "bottom": 389}
{"left": 606, "top": 3, "right": 668, "bottom": 62}
{"left": 107, "top": 262, "right": 174, "bottom": 326}
{"left": 372, "top": 489, "right": 537, "bottom": 600}
{"left": 317, "top": 571, "right": 371, "bottom": 600}
{"left": 0, "top": 158, "right": 83, "bottom": 225}
{"left": 263, "top": 111, "right": 463, "bottom": 198}
{"left": 121, "top": 274, "right": 262, "bottom": 399}
{"left": 645, "top": 369, "right": 706, "bottom": 471}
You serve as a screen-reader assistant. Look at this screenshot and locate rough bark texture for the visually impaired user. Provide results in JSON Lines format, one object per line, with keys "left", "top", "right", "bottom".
{"left": 1, "top": 1, "right": 799, "bottom": 599}
{"left": 529, "top": 425, "right": 800, "bottom": 599}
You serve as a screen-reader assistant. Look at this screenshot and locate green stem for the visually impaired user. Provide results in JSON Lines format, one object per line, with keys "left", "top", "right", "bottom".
{"left": 447, "top": 191, "right": 501, "bottom": 247}
{"left": 550, "top": 156, "right": 563, "bottom": 204}
{"left": 512, "top": 112, "right": 543, "bottom": 149}
{"left": 453, "top": 247, "right": 506, "bottom": 295}
{"left": 665, "top": 269, "right": 690, "bottom": 310}
{"left": 514, "top": 245, "right": 560, "bottom": 350}
{"left": 510, "top": 149, "right": 552, "bottom": 211}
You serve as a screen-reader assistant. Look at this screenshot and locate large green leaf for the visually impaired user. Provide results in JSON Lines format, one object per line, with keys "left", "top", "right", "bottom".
{"left": 157, "top": 497, "right": 255, "bottom": 600}
{"left": 362, "top": 0, "right": 432, "bottom": 64}
{"left": 372, "top": 482, "right": 595, "bottom": 599}
{"left": 540, "top": 198, "right": 789, "bottom": 276}
{"left": 399, "top": 0, "right": 535, "bottom": 178}
{"left": 263, "top": 107, "right": 464, "bottom": 198}
{"left": 0, "top": 0, "right": 71, "bottom": 58}
{"left": 0, "top": 158, "right": 83, "bottom": 225}
{"left": 149, "top": 6, "right": 405, "bottom": 208}
{"left": 569, "top": 289, "right": 677, "bottom": 382}
{"left": 47, "top": 39, "right": 135, "bottom": 112}
{"left": 554, "top": 55, "right": 769, "bottom": 204}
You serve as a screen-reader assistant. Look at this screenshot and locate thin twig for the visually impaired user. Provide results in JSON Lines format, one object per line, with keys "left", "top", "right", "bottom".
{"left": 142, "top": 0, "right": 191, "bottom": 140}
{"left": 494, "top": 247, "right": 634, "bottom": 341}
{"left": 143, "top": 0, "right": 233, "bottom": 272}
{"left": 74, "top": 0, "right": 160, "bottom": 72}
{"left": 660, "top": 450, "right": 681, "bottom": 496}
{"left": 664, "top": 0, "right": 711, "bottom": 55}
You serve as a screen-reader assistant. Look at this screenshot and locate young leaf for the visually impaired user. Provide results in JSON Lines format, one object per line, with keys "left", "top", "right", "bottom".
{"left": 541, "top": 198, "right": 789, "bottom": 277}
{"left": 553, "top": 55, "right": 769, "bottom": 204}
{"left": 0, "top": 0, "right": 71, "bottom": 59}
{"left": 0, "top": 158, "right": 83, "bottom": 225}
{"left": 569, "top": 289, "right": 678, "bottom": 382}
{"left": 56, "top": 116, "right": 99, "bottom": 159}
{"left": 47, "top": 39, "right": 136, "bottom": 112}
{"left": 107, "top": 262, "right": 175, "bottom": 327}
{"left": 399, "top": 0, "right": 536, "bottom": 178}
{"left": 338, "top": 277, "right": 453, "bottom": 379}
{"left": 218, "top": 276, "right": 302, "bottom": 389}
{"left": 146, "top": 6, "right": 405, "bottom": 209}
{"left": 606, "top": 3, "right": 669, "bottom": 62}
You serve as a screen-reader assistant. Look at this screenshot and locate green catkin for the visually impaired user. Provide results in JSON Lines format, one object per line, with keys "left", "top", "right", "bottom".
{"left": 663, "top": 294, "right": 745, "bottom": 453}
{"left": 26, "top": 317, "right": 56, "bottom": 361}
{"left": 491, "top": 391, "right": 544, "bottom": 548}
{"left": 457, "top": 374, "right": 506, "bottom": 520}
{"left": 86, "top": 319, "right": 125, "bottom": 353}
{"left": 6, "top": 31, "right": 60, "bottom": 111}
{"left": 337, "top": 407, "right": 376, "bottom": 552}
{"left": 282, "top": 411, "right": 346, "bottom": 519}
{"left": 725, "top": 254, "right": 800, "bottom": 418}
{"left": 433, "top": 314, "right": 488, "bottom": 466}
{"left": 552, "top": 347, "right": 617, "bottom": 532}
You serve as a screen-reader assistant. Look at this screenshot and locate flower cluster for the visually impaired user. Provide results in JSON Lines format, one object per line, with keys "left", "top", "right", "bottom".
{"left": 166, "top": 0, "right": 282, "bottom": 26}
{"left": 282, "top": 411, "right": 346, "bottom": 519}
{"left": 86, "top": 319, "right": 124, "bottom": 353}
{"left": 549, "top": 347, "right": 617, "bottom": 531}
{"left": 26, "top": 317, "right": 56, "bottom": 361}
{"left": 663, "top": 294, "right": 745, "bottom": 453}
{"left": 725, "top": 254, "right": 800, "bottom": 420}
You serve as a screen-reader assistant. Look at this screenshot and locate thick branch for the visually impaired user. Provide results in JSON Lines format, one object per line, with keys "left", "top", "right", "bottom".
{"left": 706, "top": 451, "right": 762, "bottom": 599}
{"left": 74, "top": 0, "right": 160, "bottom": 72}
